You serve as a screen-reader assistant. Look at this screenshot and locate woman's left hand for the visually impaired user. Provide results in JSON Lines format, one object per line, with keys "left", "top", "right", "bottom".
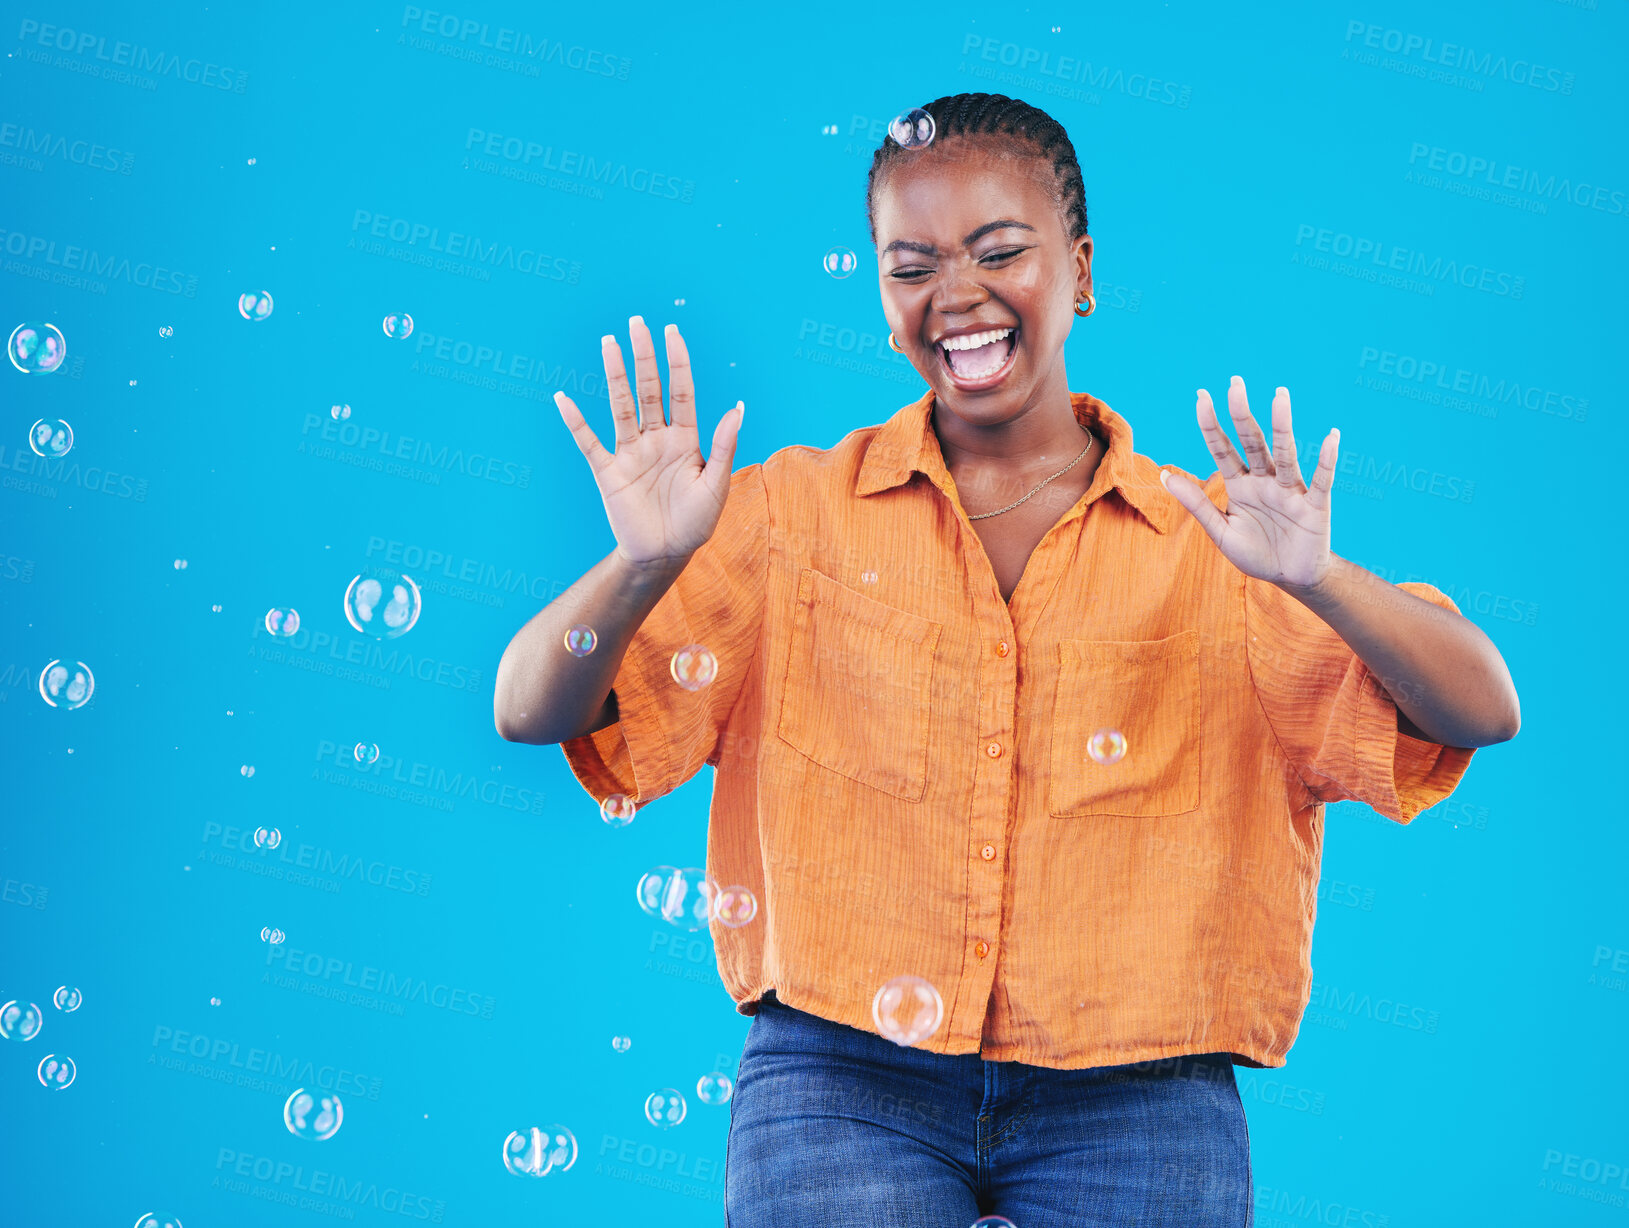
{"left": 1159, "top": 376, "right": 1338, "bottom": 592}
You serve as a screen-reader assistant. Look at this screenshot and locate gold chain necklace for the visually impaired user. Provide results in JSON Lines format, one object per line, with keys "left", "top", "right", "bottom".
{"left": 965, "top": 428, "right": 1095, "bottom": 520}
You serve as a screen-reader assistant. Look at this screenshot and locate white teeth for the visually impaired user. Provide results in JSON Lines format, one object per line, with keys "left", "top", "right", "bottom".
{"left": 940, "top": 327, "right": 1014, "bottom": 352}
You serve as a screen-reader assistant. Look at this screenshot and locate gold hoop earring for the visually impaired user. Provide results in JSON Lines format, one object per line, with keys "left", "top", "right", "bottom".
{"left": 888, "top": 332, "right": 904, "bottom": 353}
{"left": 1074, "top": 294, "right": 1095, "bottom": 318}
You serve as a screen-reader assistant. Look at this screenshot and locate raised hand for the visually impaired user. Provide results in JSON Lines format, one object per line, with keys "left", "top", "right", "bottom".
{"left": 1159, "top": 376, "right": 1338, "bottom": 592}
{"left": 554, "top": 316, "right": 745, "bottom": 569}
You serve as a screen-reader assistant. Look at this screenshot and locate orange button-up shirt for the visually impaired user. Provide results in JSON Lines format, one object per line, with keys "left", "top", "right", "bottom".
{"left": 561, "top": 389, "right": 1475, "bottom": 1070}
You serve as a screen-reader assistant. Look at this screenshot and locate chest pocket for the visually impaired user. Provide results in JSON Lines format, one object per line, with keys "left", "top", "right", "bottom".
{"left": 1047, "top": 630, "right": 1202, "bottom": 818}
{"left": 775, "top": 566, "right": 944, "bottom": 803}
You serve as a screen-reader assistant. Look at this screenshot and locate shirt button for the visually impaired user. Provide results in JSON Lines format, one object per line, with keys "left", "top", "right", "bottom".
{"left": 981, "top": 843, "right": 996, "bottom": 861}
{"left": 996, "top": 641, "right": 1010, "bottom": 657}
{"left": 975, "top": 940, "right": 990, "bottom": 959}
{"left": 986, "top": 742, "right": 1002, "bottom": 758}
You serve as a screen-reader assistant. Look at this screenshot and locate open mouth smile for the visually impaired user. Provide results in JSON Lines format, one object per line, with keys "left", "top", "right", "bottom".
{"left": 936, "top": 326, "right": 1020, "bottom": 391}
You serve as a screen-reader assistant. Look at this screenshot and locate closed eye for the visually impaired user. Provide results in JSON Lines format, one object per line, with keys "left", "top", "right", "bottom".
{"left": 889, "top": 248, "right": 1029, "bottom": 282}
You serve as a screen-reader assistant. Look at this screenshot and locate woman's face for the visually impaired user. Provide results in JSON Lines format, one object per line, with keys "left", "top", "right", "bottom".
{"left": 873, "top": 137, "right": 1092, "bottom": 426}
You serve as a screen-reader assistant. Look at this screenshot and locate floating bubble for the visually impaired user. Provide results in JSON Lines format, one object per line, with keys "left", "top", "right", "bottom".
{"left": 820, "top": 124, "right": 839, "bottom": 136}
{"left": 973, "top": 1218, "right": 1018, "bottom": 1228}
{"left": 1087, "top": 728, "right": 1128, "bottom": 766}
{"left": 674, "top": 298, "right": 685, "bottom": 306}
{"left": 822, "top": 246, "right": 857, "bottom": 279}
{"left": 382, "top": 312, "right": 414, "bottom": 339}
{"left": 354, "top": 742, "right": 380, "bottom": 765}
{"left": 52, "top": 987, "right": 81, "bottom": 1012}
{"left": 211, "top": 604, "right": 223, "bottom": 613}
{"left": 344, "top": 571, "right": 421, "bottom": 639}
{"left": 265, "top": 607, "right": 300, "bottom": 637}
{"left": 29, "top": 418, "right": 73, "bottom": 457}
{"left": 209, "top": 997, "right": 221, "bottom": 1007}
{"left": 644, "top": 1088, "right": 687, "bottom": 1129}
{"left": 8, "top": 322, "right": 66, "bottom": 373}
{"left": 872, "top": 975, "right": 945, "bottom": 1047}
{"left": 564, "top": 625, "right": 597, "bottom": 657}
{"left": 260, "top": 927, "right": 285, "bottom": 945}
{"left": 247, "top": 157, "right": 256, "bottom": 165}
{"left": 501, "top": 1125, "right": 578, "bottom": 1177}
{"left": 284, "top": 1088, "right": 343, "bottom": 1140}
{"left": 238, "top": 291, "right": 274, "bottom": 322}
{"left": 173, "top": 559, "right": 188, "bottom": 570}
{"left": 38, "top": 1054, "right": 75, "bottom": 1089}
{"left": 134, "top": 1214, "right": 183, "bottom": 1228}
{"left": 669, "top": 644, "right": 718, "bottom": 691}
{"left": 254, "top": 826, "right": 281, "bottom": 850}
{"left": 695, "top": 1072, "right": 734, "bottom": 1106}
{"left": 38, "top": 660, "right": 93, "bottom": 710}
{"left": 158, "top": 325, "right": 174, "bottom": 338}
{"left": 600, "top": 794, "right": 637, "bottom": 828}
{"left": 611, "top": 1035, "right": 631, "bottom": 1053}
{"left": 889, "top": 108, "right": 936, "bottom": 150}
{"left": 635, "top": 866, "right": 718, "bottom": 931}
{"left": 240, "top": 765, "right": 255, "bottom": 778}
{"left": 860, "top": 570, "right": 878, "bottom": 584}
{"left": 331, "top": 403, "right": 351, "bottom": 421}
{"left": 0, "top": 1001, "right": 43, "bottom": 1040}
{"left": 712, "top": 885, "right": 758, "bottom": 929}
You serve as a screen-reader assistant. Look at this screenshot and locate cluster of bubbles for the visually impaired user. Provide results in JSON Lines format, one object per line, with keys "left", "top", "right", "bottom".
{"left": 2, "top": 998, "right": 80, "bottom": 1090}
{"left": 644, "top": 1089, "right": 687, "bottom": 1129}
{"left": 38, "top": 660, "right": 93, "bottom": 710}
{"left": 635, "top": 867, "right": 758, "bottom": 932}
{"left": 285, "top": 1088, "right": 343, "bottom": 1140}
{"left": 1087, "top": 728, "right": 1128, "bottom": 766}
{"left": 8, "top": 322, "right": 66, "bottom": 374}
{"left": 823, "top": 247, "right": 857, "bottom": 279}
{"left": 238, "top": 291, "right": 274, "bottom": 322}
{"left": 52, "top": 986, "right": 81, "bottom": 1012}
{"left": 260, "top": 926, "right": 286, "bottom": 945}
{"left": 502, "top": 1126, "right": 578, "bottom": 1177}
{"left": 254, "top": 826, "right": 281, "bottom": 850}
{"left": 354, "top": 742, "right": 380, "bottom": 765}
{"left": 30, "top": 418, "right": 72, "bottom": 457}
{"left": 382, "top": 313, "right": 414, "bottom": 339}
{"left": 331, "top": 403, "right": 351, "bottom": 421}
{"left": 872, "top": 975, "right": 945, "bottom": 1047}
{"left": 265, "top": 608, "right": 300, "bottom": 637}
{"left": 344, "top": 571, "right": 422, "bottom": 638}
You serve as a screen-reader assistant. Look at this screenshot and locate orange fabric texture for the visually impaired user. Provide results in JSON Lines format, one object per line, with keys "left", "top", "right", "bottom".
{"left": 560, "top": 389, "right": 1476, "bottom": 1070}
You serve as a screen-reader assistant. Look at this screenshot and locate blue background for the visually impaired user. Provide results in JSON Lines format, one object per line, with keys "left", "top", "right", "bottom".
{"left": 2, "top": 1, "right": 1624, "bottom": 1223}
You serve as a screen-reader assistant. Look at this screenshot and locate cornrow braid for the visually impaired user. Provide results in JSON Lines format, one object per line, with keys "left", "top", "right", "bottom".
{"left": 865, "top": 93, "right": 1089, "bottom": 249}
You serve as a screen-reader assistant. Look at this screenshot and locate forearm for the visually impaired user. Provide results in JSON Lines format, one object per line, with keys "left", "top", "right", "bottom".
{"left": 494, "top": 547, "right": 691, "bottom": 745}
{"left": 1279, "top": 554, "right": 1520, "bottom": 748}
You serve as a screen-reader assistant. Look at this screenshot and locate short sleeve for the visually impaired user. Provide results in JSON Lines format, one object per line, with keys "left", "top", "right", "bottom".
{"left": 1244, "top": 574, "right": 1476, "bottom": 824}
{"left": 559, "top": 463, "right": 769, "bottom": 810}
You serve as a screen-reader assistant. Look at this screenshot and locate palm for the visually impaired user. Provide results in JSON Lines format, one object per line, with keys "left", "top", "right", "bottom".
{"left": 1161, "top": 378, "right": 1337, "bottom": 591}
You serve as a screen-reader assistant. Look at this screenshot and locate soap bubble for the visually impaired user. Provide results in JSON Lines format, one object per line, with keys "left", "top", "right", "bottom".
{"left": 8, "top": 322, "right": 66, "bottom": 373}
{"left": 501, "top": 1125, "right": 578, "bottom": 1177}
{"left": 600, "top": 794, "right": 636, "bottom": 827}
{"left": 331, "top": 403, "right": 351, "bottom": 421}
{"left": 158, "top": 325, "right": 174, "bottom": 338}
{"left": 635, "top": 866, "right": 718, "bottom": 931}
{"left": 821, "top": 123, "right": 839, "bottom": 135}
{"left": 1087, "top": 728, "right": 1128, "bottom": 766}
{"left": 712, "top": 885, "right": 758, "bottom": 929}
{"left": 38, "top": 660, "right": 94, "bottom": 709}
{"left": 382, "top": 313, "right": 414, "bottom": 339}
{"left": 344, "top": 571, "right": 421, "bottom": 639}
{"left": 611, "top": 1035, "right": 631, "bottom": 1053}
{"left": 254, "top": 826, "right": 281, "bottom": 850}
{"left": 238, "top": 291, "right": 274, "bottom": 322}
{"left": 29, "top": 418, "right": 73, "bottom": 457}
{"left": 889, "top": 108, "right": 936, "bottom": 149}
{"left": 872, "top": 975, "right": 944, "bottom": 1047}
{"left": 209, "top": 998, "right": 221, "bottom": 1007}
{"left": 972, "top": 1218, "right": 1018, "bottom": 1228}
{"left": 260, "top": 927, "right": 285, "bottom": 944}
{"left": 173, "top": 559, "right": 188, "bottom": 570}
{"left": 564, "top": 625, "right": 597, "bottom": 656}
{"left": 265, "top": 607, "right": 300, "bottom": 637}
{"left": 354, "top": 742, "right": 380, "bottom": 765}
{"left": 822, "top": 246, "right": 857, "bottom": 279}
{"left": 134, "top": 1214, "right": 184, "bottom": 1228}
{"left": 239, "top": 765, "right": 255, "bottom": 778}
{"left": 644, "top": 1088, "right": 687, "bottom": 1129}
{"left": 52, "top": 987, "right": 81, "bottom": 1012}
{"left": 696, "top": 1072, "right": 733, "bottom": 1106}
{"left": 0, "top": 1001, "right": 43, "bottom": 1040}
{"left": 284, "top": 1088, "right": 343, "bottom": 1140}
{"left": 669, "top": 645, "right": 718, "bottom": 691}
{"left": 37, "top": 1054, "right": 75, "bottom": 1089}
{"left": 861, "top": 570, "right": 878, "bottom": 584}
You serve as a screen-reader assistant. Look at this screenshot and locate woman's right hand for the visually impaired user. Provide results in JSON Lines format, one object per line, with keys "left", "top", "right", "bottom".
{"left": 554, "top": 316, "right": 745, "bottom": 569}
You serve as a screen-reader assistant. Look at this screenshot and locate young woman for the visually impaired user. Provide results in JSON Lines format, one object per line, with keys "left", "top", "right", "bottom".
{"left": 495, "top": 92, "right": 1519, "bottom": 1227}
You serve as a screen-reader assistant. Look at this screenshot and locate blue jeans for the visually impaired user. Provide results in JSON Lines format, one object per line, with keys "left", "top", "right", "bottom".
{"left": 725, "top": 993, "right": 1253, "bottom": 1226}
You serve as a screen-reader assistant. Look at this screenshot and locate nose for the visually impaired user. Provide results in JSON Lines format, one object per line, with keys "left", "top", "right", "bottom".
{"left": 931, "top": 255, "right": 990, "bottom": 317}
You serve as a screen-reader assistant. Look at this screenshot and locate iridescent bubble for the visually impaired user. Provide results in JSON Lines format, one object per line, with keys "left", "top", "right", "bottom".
{"left": 134, "top": 1215, "right": 184, "bottom": 1228}
{"left": 8, "top": 322, "right": 66, "bottom": 374}
{"left": 38, "top": 660, "right": 94, "bottom": 710}
{"left": 644, "top": 1088, "right": 687, "bottom": 1129}
{"left": 38, "top": 1054, "right": 75, "bottom": 1089}
{"left": 0, "top": 1001, "right": 43, "bottom": 1040}
{"left": 501, "top": 1124, "right": 578, "bottom": 1177}
{"left": 860, "top": 571, "right": 878, "bottom": 584}
{"left": 712, "top": 885, "right": 758, "bottom": 929}
{"left": 822, "top": 246, "right": 857, "bottom": 279}
{"left": 52, "top": 987, "right": 81, "bottom": 1012}
{"left": 669, "top": 645, "right": 718, "bottom": 691}
{"left": 284, "top": 1088, "right": 343, "bottom": 1140}
{"left": 240, "top": 765, "right": 255, "bottom": 778}
{"left": 611, "top": 1035, "right": 631, "bottom": 1053}
{"left": 238, "top": 291, "right": 274, "bottom": 322}
{"left": 382, "top": 313, "right": 414, "bottom": 339}
{"left": 635, "top": 866, "right": 718, "bottom": 931}
{"left": 1087, "top": 728, "right": 1128, "bottom": 766}
{"left": 600, "top": 794, "right": 637, "bottom": 828}
{"left": 331, "top": 403, "right": 351, "bottom": 421}
{"left": 254, "top": 826, "right": 281, "bottom": 850}
{"left": 889, "top": 107, "right": 936, "bottom": 150}
{"left": 354, "top": 742, "right": 380, "bottom": 765}
{"left": 29, "top": 418, "right": 73, "bottom": 457}
{"left": 872, "top": 975, "right": 945, "bottom": 1047}
{"left": 260, "top": 927, "right": 285, "bottom": 945}
{"left": 211, "top": 604, "right": 223, "bottom": 613}
{"left": 208, "top": 998, "right": 221, "bottom": 1007}
{"left": 564, "top": 624, "right": 597, "bottom": 656}
{"left": 695, "top": 1072, "right": 733, "bottom": 1106}
{"left": 344, "top": 571, "right": 421, "bottom": 639}
{"left": 265, "top": 607, "right": 300, "bottom": 637}
{"left": 158, "top": 325, "right": 174, "bottom": 338}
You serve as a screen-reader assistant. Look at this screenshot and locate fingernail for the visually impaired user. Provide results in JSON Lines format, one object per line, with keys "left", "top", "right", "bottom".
{"left": 601, "top": 335, "right": 615, "bottom": 345}
{"left": 665, "top": 323, "right": 677, "bottom": 334}
{"left": 1159, "top": 469, "right": 1170, "bottom": 488}
{"left": 1230, "top": 375, "right": 1243, "bottom": 387}
{"left": 629, "top": 315, "right": 643, "bottom": 327}
{"left": 1276, "top": 386, "right": 1288, "bottom": 397}
{"left": 553, "top": 390, "right": 565, "bottom": 404}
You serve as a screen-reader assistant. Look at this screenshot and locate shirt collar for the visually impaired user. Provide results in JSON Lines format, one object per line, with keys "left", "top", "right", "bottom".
{"left": 855, "top": 388, "right": 1176, "bottom": 535}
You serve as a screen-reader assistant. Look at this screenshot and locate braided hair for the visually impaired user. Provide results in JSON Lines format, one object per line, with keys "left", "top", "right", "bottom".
{"left": 865, "top": 93, "right": 1089, "bottom": 249}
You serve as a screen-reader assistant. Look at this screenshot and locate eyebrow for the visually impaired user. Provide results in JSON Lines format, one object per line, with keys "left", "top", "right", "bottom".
{"left": 880, "top": 218, "right": 1036, "bottom": 257}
